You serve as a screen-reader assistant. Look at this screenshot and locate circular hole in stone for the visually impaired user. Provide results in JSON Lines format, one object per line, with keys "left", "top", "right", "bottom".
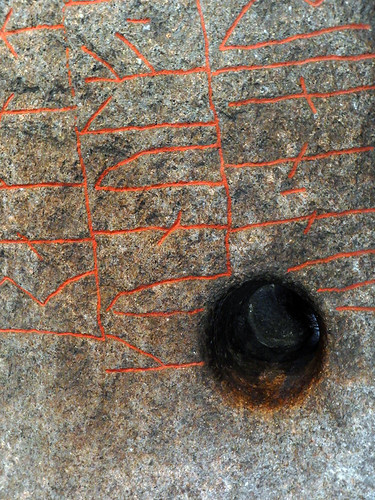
{"left": 205, "top": 277, "right": 326, "bottom": 409}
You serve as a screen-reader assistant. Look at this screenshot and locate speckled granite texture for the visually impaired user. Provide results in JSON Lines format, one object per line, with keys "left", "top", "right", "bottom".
{"left": 0, "top": 0, "right": 374, "bottom": 498}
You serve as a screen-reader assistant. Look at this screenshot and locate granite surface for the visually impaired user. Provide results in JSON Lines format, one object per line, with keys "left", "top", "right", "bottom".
{"left": 0, "top": 0, "right": 374, "bottom": 498}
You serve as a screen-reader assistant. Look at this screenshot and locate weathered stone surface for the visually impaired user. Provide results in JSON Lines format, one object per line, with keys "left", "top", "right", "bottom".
{"left": 0, "top": 0, "right": 374, "bottom": 498}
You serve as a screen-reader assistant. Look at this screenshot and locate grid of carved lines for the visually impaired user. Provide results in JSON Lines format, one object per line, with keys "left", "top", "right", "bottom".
{"left": 0, "top": 0, "right": 374, "bottom": 374}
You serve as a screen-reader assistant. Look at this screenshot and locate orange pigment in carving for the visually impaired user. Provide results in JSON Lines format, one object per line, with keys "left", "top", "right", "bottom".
{"left": 336, "top": 306, "right": 375, "bottom": 312}
{"left": 288, "top": 249, "right": 375, "bottom": 273}
{"left": 213, "top": 53, "right": 375, "bottom": 76}
{"left": 317, "top": 279, "right": 375, "bottom": 293}
{"left": 0, "top": 271, "right": 95, "bottom": 306}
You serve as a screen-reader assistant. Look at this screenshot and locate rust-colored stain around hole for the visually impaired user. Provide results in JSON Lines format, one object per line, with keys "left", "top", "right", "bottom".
{"left": 204, "top": 277, "right": 327, "bottom": 410}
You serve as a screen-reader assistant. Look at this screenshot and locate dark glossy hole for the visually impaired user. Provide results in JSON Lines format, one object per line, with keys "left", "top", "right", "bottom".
{"left": 205, "top": 278, "right": 326, "bottom": 409}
